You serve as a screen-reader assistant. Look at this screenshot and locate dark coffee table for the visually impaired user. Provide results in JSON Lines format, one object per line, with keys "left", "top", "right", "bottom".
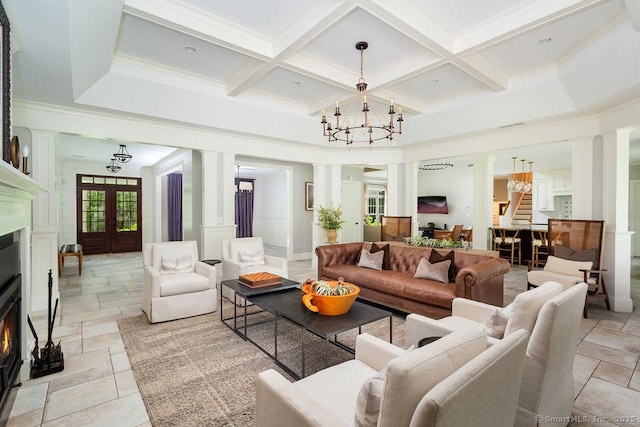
{"left": 253, "top": 290, "right": 392, "bottom": 379}
{"left": 220, "top": 279, "right": 392, "bottom": 379}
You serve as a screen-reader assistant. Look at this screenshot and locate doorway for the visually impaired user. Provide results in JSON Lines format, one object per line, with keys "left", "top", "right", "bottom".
{"left": 76, "top": 175, "right": 142, "bottom": 255}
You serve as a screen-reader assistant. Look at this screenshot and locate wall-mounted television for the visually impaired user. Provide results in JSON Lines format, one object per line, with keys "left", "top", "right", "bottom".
{"left": 418, "top": 196, "right": 448, "bottom": 214}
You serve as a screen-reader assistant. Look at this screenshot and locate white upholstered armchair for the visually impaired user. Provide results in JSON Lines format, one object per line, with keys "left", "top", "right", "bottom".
{"left": 256, "top": 328, "right": 529, "bottom": 427}
{"left": 142, "top": 241, "right": 217, "bottom": 323}
{"left": 406, "top": 282, "right": 588, "bottom": 426}
{"left": 221, "top": 237, "right": 288, "bottom": 302}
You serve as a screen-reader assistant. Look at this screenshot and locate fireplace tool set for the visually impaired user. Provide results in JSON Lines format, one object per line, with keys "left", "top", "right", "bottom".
{"left": 27, "top": 270, "right": 64, "bottom": 378}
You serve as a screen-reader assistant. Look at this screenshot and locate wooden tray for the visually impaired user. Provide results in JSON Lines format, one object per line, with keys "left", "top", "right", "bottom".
{"left": 238, "top": 272, "right": 283, "bottom": 288}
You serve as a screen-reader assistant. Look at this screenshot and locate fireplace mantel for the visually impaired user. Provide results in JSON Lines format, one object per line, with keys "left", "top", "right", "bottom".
{"left": 0, "top": 160, "right": 46, "bottom": 196}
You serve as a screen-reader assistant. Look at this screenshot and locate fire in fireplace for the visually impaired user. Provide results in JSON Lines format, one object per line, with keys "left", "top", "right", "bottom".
{"left": 0, "top": 236, "right": 21, "bottom": 417}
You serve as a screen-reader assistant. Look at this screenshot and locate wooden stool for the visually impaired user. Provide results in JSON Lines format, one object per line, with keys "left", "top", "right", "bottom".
{"left": 58, "top": 244, "right": 83, "bottom": 277}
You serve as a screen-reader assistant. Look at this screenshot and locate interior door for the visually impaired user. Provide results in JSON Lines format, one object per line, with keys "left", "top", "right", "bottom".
{"left": 77, "top": 175, "right": 142, "bottom": 255}
{"left": 341, "top": 180, "right": 363, "bottom": 243}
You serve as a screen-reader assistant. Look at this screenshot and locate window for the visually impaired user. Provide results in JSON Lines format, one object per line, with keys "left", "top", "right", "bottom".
{"left": 367, "top": 186, "right": 385, "bottom": 225}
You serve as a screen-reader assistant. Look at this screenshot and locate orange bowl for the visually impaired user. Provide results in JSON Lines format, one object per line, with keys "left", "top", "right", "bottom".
{"left": 301, "top": 281, "right": 360, "bottom": 316}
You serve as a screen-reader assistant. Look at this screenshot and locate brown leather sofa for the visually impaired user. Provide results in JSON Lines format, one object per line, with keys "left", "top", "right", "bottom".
{"left": 316, "top": 242, "right": 510, "bottom": 319}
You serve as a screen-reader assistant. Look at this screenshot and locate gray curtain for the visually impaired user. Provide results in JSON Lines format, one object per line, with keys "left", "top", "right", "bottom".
{"left": 167, "top": 173, "right": 183, "bottom": 241}
{"left": 235, "top": 178, "right": 254, "bottom": 238}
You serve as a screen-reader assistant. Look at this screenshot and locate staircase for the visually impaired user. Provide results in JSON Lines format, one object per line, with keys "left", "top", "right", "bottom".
{"left": 512, "top": 192, "right": 533, "bottom": 223}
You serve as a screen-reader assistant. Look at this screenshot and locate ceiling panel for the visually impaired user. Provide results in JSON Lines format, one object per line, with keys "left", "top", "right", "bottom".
{"left": 117, "top": 15, "right": 254, "bottom": 81}
{"left": 183, "top": 0, "right": 313, "bottom": 39}
{"left": 390, "top": 63, "right": 487, "bottom": 105}
{"left": 302, "top": 8, "right": 437, "bottom": 77}
{"left": 249, "top": 66, "right": 347, "bottom": 105}
{"left": 479, "top": 0, "right": 624, "bottom": 77}
{"left": 415, "top": 0, "right": 530, "bottom": 34}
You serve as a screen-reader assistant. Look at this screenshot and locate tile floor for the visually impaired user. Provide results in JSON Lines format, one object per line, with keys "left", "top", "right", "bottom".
{"left": 6, "top": 250, "right": 640, "bottom": 426}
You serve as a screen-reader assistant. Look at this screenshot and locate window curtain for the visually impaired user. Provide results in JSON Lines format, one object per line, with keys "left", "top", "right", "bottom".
{"left": 167, "top": 173, "right": 183, "bottom": 241}
{"left": 235, "top": 178, "right": 255, "bottom": 238}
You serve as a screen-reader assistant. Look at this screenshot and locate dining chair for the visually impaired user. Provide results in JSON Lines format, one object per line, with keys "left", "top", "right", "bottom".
{"left": 492, "top": 228, "right": 521, "bottom": 266}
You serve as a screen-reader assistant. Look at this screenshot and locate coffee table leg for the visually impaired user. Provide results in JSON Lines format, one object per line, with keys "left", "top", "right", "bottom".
{"left": 302, "top": 327, "right": 306, "bottom": 378}
{"left": 274, "top": 313, "right": 279, "bottom": 365}
{"left": 389, "top": 315, "right": 393, "bottom": 343}
{"left": 325, "top": 336, "right": 329, "bottom": 369}
{"left": 243, "top": 296, "right": 248, "bottom": 338}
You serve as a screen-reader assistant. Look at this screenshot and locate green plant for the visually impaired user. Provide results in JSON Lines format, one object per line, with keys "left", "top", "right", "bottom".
{"left": 317, "top": 204, "right": 346, "bottom": 230}
{"left": 404, "top": 236, "right": 471, "bottom": 249}
{"left": 365, "top": 215, "right": 379, "bottom": 226}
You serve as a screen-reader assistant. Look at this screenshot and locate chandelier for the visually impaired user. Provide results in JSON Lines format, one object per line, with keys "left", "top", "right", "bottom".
{"left": 419, "top": 163, "right": 453, "bottom": 171}
{"left": 106, "top": 158, "right": 121, "bottom": 173}
{"left": 506, "top": 157, "right": 533, "bottom": 193}
{"left": 321, "top": 41, "right": 403, "bottom": 147}
{"left": 113, "top": 144, "right": 132, "bottom": 163}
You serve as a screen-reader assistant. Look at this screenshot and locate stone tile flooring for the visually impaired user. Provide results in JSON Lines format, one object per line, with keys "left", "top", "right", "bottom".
{"left": 7, "top": 250, "right": 640, "bottom": 426}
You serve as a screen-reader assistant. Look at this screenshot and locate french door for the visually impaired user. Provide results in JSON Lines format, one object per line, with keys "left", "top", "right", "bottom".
{"left": 76, "top": 175, "right": 142, "bottom": 255}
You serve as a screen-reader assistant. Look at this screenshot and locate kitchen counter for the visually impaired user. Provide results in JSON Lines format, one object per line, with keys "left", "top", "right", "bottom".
{"left": 490, "top": 224, "right": 548, "bottom": 264}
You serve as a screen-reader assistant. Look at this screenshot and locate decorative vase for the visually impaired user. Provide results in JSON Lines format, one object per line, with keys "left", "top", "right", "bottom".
{"left": 301, "top": 281, "right": 360, "bottom": 316}
{"left": 326, "top": 229, "right": 337, "bottom": 244}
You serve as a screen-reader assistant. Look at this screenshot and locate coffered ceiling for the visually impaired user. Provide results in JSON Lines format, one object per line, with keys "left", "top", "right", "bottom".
{"left": 5, "top": 0, "right": 640, "bottom": 168}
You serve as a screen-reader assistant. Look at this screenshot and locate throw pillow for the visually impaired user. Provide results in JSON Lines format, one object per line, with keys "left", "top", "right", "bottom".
{"left": 429, "top": 249, "right": 456, "bottom": 282}
{"left": 554, "top": 244, "right": 598, "bottom": 264}
{"left": 483, "top": 304, "right": 513, "bottom": 339}
{"left": 543, "top": 255, "right": 593, "bottom": 278}
{"left": 239, "top": 250, "right": 265, "bottom": 266}
{"left": 414, "top": 258, "right": 451, "bottom": 283}
{"left": 160, "top": 255, "right": 193, "bottom": 275}
{"left": 354, "top": 346, "right": 414, "bottom": 427}
{"left": 370, "top": 243, "right": 390, "bottom": 270}
{"left": 358, "top": 248, "right": 384, "bottom": 271}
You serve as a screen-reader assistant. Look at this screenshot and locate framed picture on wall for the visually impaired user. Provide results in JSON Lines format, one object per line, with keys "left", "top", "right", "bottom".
{"left": 305, "top": 182, "right": 314, "bottom": 211}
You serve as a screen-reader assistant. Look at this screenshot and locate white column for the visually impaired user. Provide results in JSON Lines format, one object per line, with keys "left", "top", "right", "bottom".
{"left": 200, "top": 150, "right": 236, "bottom": 260}
{"left": 571, "top": 137, "right": 598, "bottom": 219}
{"left": 601, "top": 129, "right": 633, "bottom": 312}
{"left": 30, "top": 130, "right": 59, "bottom": 312}
{"left": 404, "top": 161, "right": 419, "bottom": 237}
{"left": 386, "top": 163, "right": 400, "bottom": 216}
{"left": 312, "top": 164, "right": 329, "bottom": 269}
{"left": 471, "top": 155, "right": 494, "bottom": 250}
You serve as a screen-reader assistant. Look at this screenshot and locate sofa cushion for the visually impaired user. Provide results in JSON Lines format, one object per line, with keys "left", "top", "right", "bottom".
{"left": 483, "top": 305, "right": 512, "bottom": 339}
{"left": 543, "top": 256, "right": 592, "bottom": 278}
{"left": 429, "top": 249, "right": 456, "bottom": 282}
{"left": 553, "top": 245, "right": 598, "bottom": 264}
{"left": 358, "top": 249, "right": 384, "bottom": 270}
{"left": 504, "top": 281, "right": 563, "bottom": 336}
{"left": 414, "top": 258, "right": 450, "bottom": 284}
{"left": 228, "top": 238, "right": 264, "bottom": 262}
{"left": 159, "top": 272, "right": 210, "bottom": 297}
{"left": 370, "top": 243, "right": 390, "bottom": 270}
{"left": 239, "top": 250, "right": 265, "bottom": 266}
{"left": 151, "top": 241, "right": 198, "bottom": 270}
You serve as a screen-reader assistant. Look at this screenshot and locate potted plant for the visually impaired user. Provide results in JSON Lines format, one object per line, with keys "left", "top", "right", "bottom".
{"left": 317, "top": 204, "right": 345, "bottom": 243}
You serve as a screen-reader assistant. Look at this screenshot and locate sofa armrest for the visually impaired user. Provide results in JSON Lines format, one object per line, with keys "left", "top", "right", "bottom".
{"left": 315, "top": 243, "right": 363, "bottom": 279}
{"left": 354, "top": 333, "right": 405, "bottom": 371}
{"left": 256, "top": 369, "right": 346, "bottom": 427}
{"left": 143, "top": 266, "right": 161, "bottom": 299}
{"left": 452, "top": 298, "right": 499, "bottom": 323}
{"left": 264, "top": 255, "right": 288, "bottom": 277}
{"left": 221, "top": 259, "right": 243, "bottom": 282}
{"left": 194, "top": 261, "right": 216, "bottom": 289}
{"left": 455, "top": 257, "right": 510, "bottom": 303}
{"left": 405, "top": 314, "right": 454, "bottom": 348}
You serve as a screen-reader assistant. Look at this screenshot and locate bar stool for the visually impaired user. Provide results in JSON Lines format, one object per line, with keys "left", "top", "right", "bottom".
{"left": 492, "top": 228, "right": 521, "bottom": 266}
{"left": 531, "top": 230, "right": 548, "bottom": 263}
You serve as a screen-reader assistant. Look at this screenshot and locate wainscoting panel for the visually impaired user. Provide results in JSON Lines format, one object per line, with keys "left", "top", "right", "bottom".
{"left": 253, "top": 217, "right": 287, "bottom": 247}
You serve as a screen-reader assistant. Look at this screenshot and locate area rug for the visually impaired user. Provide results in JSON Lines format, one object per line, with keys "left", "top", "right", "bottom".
{"left": 118, "top": 301, "right": 406, "bottom": 427}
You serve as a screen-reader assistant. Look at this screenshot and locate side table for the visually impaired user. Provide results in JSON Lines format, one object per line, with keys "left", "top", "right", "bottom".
{"left": 201, "top": 259, "right": 222, "bottom": 267}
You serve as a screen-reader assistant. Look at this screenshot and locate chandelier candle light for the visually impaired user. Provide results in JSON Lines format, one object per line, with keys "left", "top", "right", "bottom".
{"left": 113, "top": 144, "right": 132, "bottom": 163}
{"left": 321, "top": 41, "right": 403, "bottom": 147}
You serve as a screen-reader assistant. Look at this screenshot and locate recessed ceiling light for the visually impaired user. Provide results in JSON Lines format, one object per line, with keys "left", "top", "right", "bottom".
{"left": 291, "top": 81, "right": 301, "bottom": 86}
{"left": 429, "top": 79, "right": 440, "bottom": 84}
{"left": 538, "top": 37, "right": 553, "bottom": 44}
{"left": 184, "top": 46, "right": 197, "bottom": 53}
{"left": 72, "top": 155, "right": 85, "bottom": 158}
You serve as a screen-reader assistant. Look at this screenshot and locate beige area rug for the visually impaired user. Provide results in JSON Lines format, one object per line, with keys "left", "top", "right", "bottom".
{"left": 118, "top": 301, "right": 406, "bottom": 427}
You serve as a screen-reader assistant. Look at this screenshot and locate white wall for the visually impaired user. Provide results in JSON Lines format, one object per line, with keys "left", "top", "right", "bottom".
{"left": 253, "top": 171, "right": 288, "bottom": 247}
{"left": 416, "top": 162, "right": 474, "bottom": 230}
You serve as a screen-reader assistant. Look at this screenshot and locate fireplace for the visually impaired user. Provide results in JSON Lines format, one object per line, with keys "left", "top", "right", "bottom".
{"left": 0, "top": 236, "right": 21, "bottom": 416}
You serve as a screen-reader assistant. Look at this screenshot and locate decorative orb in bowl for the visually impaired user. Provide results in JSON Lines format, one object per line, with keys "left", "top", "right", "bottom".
{"left": 301, "top": 279, "right": 360, "bottom": 316}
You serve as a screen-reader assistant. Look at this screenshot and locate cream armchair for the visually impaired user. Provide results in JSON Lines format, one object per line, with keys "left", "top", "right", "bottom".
{"left": 142, "top": 241, "right": 217, "bottom": 323}
{"left": 256, "top": 328, "right": 529, "bottom": 427}
{"left": 221, "top": 237, "right": 288, "bottom": 302}
{"left": 406, "top": 281, "right": 564, "bottom": 347}
{"left": 406, "top": 282, "right": 588, "bottom": 427}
